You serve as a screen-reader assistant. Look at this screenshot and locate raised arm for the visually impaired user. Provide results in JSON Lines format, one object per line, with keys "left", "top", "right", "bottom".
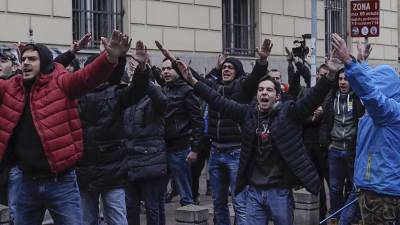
{"left": 120, "top": 40, "right": 151, "bottom": 109}
{"left": 287, "top": 47, "right": 301, "bottom": 99}
{"left": 54, "top": 51, "right": 76, "bottom": 67}
{"left": 289, "top": 56, "right": 338, "bottom": 122}
{"left": 241, "top": 39, "right": 272, "bottom": 98}
{"left": 120, "top": 67, "right": 149, "bottom": 110}
{"left": 60, "top": 30, "right": 131, "bottom": 98}
{"left": 54, "top": 33, "right": 92, "bottom": 67}
{"left": 332, "top": 33, "right": 400, "bottom": 125}
{"left": 175, "top": 60, "right": 247, "bottom": 123}
{"left": 346, "top": 61, "right": 400, "bottom": 125}
{"left": 147, "top": 81, "right": 167, "bottom": 113}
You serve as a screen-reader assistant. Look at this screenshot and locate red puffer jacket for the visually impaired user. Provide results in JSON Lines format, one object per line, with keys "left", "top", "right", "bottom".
{"left": 0, "top": 52, "right": 115, "bottom": 173}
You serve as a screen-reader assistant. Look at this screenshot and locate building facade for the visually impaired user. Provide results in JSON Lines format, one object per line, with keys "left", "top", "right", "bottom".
{"left": 0, "top": 0, "right": 398, "bottom": 79}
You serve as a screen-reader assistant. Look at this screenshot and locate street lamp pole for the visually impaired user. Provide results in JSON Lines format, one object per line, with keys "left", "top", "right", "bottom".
{"left": 311, "top": 0, "right": 318, "bottom": 86}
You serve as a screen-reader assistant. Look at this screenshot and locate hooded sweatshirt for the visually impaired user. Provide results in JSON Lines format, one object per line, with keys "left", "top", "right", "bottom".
{"left": 208, "top": 57, "right": 246, "bottom": 148}
{"left": 9, "top": 44, "right": 55, "bottom": 175}
{"left": 345, "top": 60, "right": 400, "bottom": 196}
{"left": 329, "top": 91, "right": 357, "bottom": 150}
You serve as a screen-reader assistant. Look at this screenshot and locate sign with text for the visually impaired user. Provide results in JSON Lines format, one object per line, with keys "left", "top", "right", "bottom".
{"left": 351, "top": 0, "right": 380, "bottom": 37}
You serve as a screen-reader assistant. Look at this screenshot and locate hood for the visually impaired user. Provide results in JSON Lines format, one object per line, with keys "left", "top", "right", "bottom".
{"left": 219, "top": 57, "right": 245, "bottom": 80}
{"left": 370, "top": 65, "right": 400, "bottom": 102}
{"left": 22, "top": 43, "right": 55, "bottom": 74}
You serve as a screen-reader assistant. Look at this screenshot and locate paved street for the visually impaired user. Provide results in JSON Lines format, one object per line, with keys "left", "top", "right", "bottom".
{"left": 141, "top": 171, "right": 233, "bottom": 225}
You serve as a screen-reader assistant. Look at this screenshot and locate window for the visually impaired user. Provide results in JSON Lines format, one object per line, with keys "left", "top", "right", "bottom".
{"left": 73, "top": 0, "right": 123, "bottom": 49}
{"left": 222, "top": 0, "right": 255, "bottom": 56}
{"left": 325, "top": 0, "right": 347, "bottom": 55}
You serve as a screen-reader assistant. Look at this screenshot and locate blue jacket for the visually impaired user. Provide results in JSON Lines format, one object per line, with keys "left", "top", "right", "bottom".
{"left": 345, "top": 60, "right": 400, "bottom": 196}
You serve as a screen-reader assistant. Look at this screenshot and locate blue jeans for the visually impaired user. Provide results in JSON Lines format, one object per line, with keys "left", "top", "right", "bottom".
{"left": 328, "top": 147, "right": 356, "bottom": 222}
{"left": 15, "top": 170, "right": 82, "bottom": 225}
{"left": 8, "top": 166, "right": 23, "bottom": 224}
{"left": 339, "top": 186, "right": 359, "bottom": 225}
{"left": 246, "top": 186, "right": 294, "bottom": 225}
{"left": 167, "top": 147, "right": 194, "bottom": 205}
{"left": 80, "top": 188, "right": 128, "bottom": 225}
{"left": 209, "top": 147, "right": 246, "bottom": 225}
{"left": 125, "top": 177, "right": 166, "bottom": 225}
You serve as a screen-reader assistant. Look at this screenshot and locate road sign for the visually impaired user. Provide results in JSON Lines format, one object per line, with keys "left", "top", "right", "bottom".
{"left": 351, "top": 0, "right": 380, "bottom": 37}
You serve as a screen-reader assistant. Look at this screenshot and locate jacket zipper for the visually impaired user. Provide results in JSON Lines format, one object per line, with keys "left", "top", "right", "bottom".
{"left": 342, "top": 100, "right": 346, "bottom": 150}
{"left": 28, "top": 82, "right": 56, "bottom": 175}
{"left": 365, "top": 151, "right": 372, "bottom": 180}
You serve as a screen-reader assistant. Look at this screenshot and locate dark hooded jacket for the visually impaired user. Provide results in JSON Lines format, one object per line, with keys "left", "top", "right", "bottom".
{"left": 76, "top": 56, "right": 148, "bottom": 191}
{"left": 162, "top": 77, "right": 203, "bottom": 153}
{"left": 192, "top": 58, "right": 268, "bottom": 146}
{"left": 124, "top": 81, "right": 168, "bottom": 182}
{"left": 320, "top": 70, "right": 364, "bottom": 151}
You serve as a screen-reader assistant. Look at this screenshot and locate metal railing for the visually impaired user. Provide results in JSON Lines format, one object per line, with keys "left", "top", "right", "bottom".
{"left": 73, "top": 0, "right": 123, "bottom": 49}
{"left": 222, "top": 0, "right": 255, "bottom": 56}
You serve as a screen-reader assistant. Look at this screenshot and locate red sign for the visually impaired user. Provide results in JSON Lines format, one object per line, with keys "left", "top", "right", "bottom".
{"left": 351, "top": 0, "right": 380, "bottom": 37}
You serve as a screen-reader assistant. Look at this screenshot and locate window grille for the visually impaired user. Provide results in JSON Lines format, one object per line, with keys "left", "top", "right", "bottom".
{"left": 325, "top": 0, "right": 347, "bottom": 56}
{"left": 222, "top": 0, "right": 255, "bottom": 56}
{"left": 73, "top": 0, "right": 123, "bottom": 49}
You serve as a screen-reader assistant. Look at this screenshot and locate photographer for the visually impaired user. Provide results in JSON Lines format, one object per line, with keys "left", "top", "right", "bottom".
{"left": 287, "top": 46, "right": 331, "bottom": 220}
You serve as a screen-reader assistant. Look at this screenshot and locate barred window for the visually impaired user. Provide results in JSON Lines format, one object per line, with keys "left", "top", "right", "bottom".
{"left": 73, "top": 0, "right": 123, "bottom": 49}
{"left": 325, "top": 0, "right": 347, "bottom": 55}
{"left": 222, "top": 0, "right": 255, "bottom": 56}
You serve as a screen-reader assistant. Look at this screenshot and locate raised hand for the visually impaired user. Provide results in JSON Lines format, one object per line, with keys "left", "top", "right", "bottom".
{"left": 155, "top": 40, "right": 176, "bottom": 63}
{"left": 132, "top": 40, "right": 149, "bottom": 71}
{"left": 331, "top": 33, "right": 352, "bottom": 64}
{"left": 71, "top": 33, "right": 92, "bottom": 53}
{"left": 325, "top": 49, "right": 343, "bottom": 81}
{"left": 215, "top": 53, "right": 227, "bottom": 70}
{"left": 175, "top": 60, "right": 197, "bottom": 86}
{"left": 121, "top": 34, "right": 132, "bottom": 54}
{"left": 256, "top": 39, "right": 273, "bottom": 61}
{"left": 101, "top": 30, "right": 131, "bottom": 63}
{"left": 357, "top": 39, "right": 372, "bottom": 62}
{"left": 285, "top": 47, "right": 294, "bottom": 63}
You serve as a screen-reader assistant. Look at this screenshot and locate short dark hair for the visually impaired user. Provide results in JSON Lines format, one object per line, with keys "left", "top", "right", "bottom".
{"left": 257, "top": 75, "right": 282, "bottom": 95}
{"left": 21, "top": 45, "right": 36, "bottom": 55}
{"left": 318, "top": 64, "right": 329, "bottom": 73}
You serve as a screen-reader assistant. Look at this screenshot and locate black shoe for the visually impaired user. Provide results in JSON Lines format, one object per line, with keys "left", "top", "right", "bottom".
{"left": 165, "top": 190, "right": 178, "bottom": 203}
{"left": 194, "top": 197, "right": 200, "bottom": 205}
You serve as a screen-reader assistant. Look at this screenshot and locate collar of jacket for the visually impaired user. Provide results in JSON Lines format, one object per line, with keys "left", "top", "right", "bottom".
{"left": 166, "top": 77, "right": 187, "bottom": 88}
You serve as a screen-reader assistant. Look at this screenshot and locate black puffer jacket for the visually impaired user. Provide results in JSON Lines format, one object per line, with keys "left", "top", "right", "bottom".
{"left": 193, "top": 60, "right": 268, "bottom": 144}
{"left": 124, "top": 82, "right": 168, "bottom": 182}
{"left": 288, "top": 62, "right": 324, "bottom": 145}
{"left": 163, "top": 78, "right": 203, "bottom": 153}
{"left": 193, "top": 76, "right": 333, "bottom": 195}
{"left": 76, "top": 68, "right": 148, "bottom": 191}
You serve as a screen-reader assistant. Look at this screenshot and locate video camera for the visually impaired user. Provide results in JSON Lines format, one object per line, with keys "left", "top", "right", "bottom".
{"left": 292, "top": 34, "right": 311, "bottom": 61}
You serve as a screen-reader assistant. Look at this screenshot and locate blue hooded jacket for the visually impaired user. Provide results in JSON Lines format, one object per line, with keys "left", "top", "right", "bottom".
{"left": 345, "top": 60, "right": 400, "bottom": 196}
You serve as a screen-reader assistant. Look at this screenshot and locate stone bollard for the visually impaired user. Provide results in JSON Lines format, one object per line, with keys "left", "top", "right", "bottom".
{"left": 293, "top": 188, "right": 320, "bottom": 225}
{"left": 176, "top": 204, "right": 209, "bottom": 225}
{"left": 0, "top": 204, "right": 10, "bottom": 225}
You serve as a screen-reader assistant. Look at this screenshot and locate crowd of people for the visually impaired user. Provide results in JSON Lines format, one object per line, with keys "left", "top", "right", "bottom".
{"left": 0, "top": 30, "right": 399, "bottom": 225}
